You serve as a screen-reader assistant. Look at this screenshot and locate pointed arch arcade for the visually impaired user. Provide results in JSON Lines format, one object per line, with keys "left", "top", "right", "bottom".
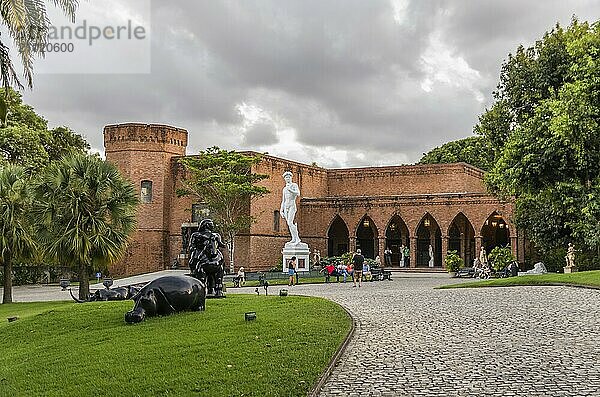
{"left": 481, "top": 212, "right": 510, "bottom": 253}
{"left": 448, "top": 212, "right": 476, "bottom": 267}
{"left": 415, "top": 213, "right": 442, "bottom": 267}
{"left": 327, "top": 215, "right": 349, "bottom": 257}
{"left": 385, "top": 215, "right": 409, "bottom": 266}
{"left": 356, "top": 215, "right": 378, "bottom": 259}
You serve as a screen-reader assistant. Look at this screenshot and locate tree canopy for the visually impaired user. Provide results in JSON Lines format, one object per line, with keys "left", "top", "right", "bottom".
{"left": 418, "top": 136, "right": 494, "bottom": 171}
{"left": 178, "top": 147, "right": 269, "bottom": 272}
{"left": 0, "top": 88, "right": 88, "bottom": 171}
{"left": 0, "top": 164, "right": 36, "bottom": 303}
{"left": 482, "top": 19, "right": 600, "bottom": 264}
{"left": 34, "top": 154, "right": 138, "bottom": 300}
{"left": 0, "top": 0, "right": 77, "bottom": 90}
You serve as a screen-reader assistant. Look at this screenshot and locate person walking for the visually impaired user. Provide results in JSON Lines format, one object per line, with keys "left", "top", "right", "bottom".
{"left": 288, "top": 257, "right": 297, "bottom": 286}
{"left": 352, "top": 249, "right": 365, "bottom": 287}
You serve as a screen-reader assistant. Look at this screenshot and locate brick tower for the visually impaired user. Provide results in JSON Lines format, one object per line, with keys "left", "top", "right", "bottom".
{"left": 103, "top": 123, "right": 188, "bottom": 276}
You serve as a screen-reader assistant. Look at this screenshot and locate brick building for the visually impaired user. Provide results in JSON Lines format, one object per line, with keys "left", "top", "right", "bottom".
{"left": 104, "top": 123, "right": 523, "bottom": 276}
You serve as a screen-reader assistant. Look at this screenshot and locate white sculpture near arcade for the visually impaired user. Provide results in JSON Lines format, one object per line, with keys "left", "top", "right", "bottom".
{"left": 280, "top": 171, "right": 310, "bottom": 273}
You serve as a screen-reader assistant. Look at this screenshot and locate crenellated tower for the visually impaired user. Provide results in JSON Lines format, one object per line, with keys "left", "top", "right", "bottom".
{"left": 104, "top": 123, "right": 188, "bottom": 275}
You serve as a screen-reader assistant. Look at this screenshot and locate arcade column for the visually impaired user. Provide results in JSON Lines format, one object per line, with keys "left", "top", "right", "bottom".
{"left": 441, "top": 235, "right": 449, "bottom": 268}
{"left": 410, "top": 236, "right": 417, "bottom": 268}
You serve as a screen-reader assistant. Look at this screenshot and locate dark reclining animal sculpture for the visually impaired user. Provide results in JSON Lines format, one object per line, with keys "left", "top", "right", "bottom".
{"left": 69, "top": 285, "right": 140, "bottom": 303}
{"left": 125, "top": 275, "right": 206, "bottom": 324}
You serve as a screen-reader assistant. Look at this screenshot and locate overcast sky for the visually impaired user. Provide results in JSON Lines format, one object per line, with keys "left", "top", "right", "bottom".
{"left": 18, "top": 0, "right": 600, "bottom": 168}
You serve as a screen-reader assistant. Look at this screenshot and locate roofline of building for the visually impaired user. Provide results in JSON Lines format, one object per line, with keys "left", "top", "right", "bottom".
{"left": 104, "top": 122, "right": 188, "bottom": 133}
{"left": 301, "top": 192, "right": 504, "bottom": 202}
{"left": 170, "top": 149, "right": 486, "bottom": 179}
{"left": 238, "top": 151, "right": 486, "bottom": 177}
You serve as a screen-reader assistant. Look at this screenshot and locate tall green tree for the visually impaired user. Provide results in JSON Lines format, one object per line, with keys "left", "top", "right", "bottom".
{"left": 178, "top": 147, "right": 269, "bottom": 273}
{"left": 0, "top": 88, "right": 88, "bottom": 171}
{"left": 484, "top": 19, "right": 600, "bottom": 262}
{"left": 0, "top": 164, "right": 36, "bottom": 303}
{"left": 419, "top": 136, "right": 494, "bottom": 171}
{"left": 34, "top": 154, "right": 138, "bottom": 300}
{"left": 0, "top": 0, "right": 78, "bottom": 90}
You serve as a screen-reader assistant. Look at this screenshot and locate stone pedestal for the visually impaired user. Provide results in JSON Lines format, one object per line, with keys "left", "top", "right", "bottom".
{"left": 563, "top": 266, "right": 578, "bottom": 274}
{"left": 282, "top": 242, "right": 310, "bottom": 273}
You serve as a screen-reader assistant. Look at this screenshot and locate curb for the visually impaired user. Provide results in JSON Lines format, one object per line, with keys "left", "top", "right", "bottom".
{"left": 308, "top": 303, "right": 357, "bottom": 397}
{"left": 438, "top": 282, "right": 600, "bottom": 291}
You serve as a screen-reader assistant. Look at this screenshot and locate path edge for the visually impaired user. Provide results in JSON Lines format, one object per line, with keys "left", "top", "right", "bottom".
{"left": 308, "top": 303, "right": 357, "bottom": 397}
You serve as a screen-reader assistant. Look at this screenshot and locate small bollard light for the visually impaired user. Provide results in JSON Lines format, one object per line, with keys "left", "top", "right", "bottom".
{"left": 245, "top": 312, "right": 257, "bottom": 321}
{"left": 279, "top": 289, "right": 288, "bottom": 297}
{"left": 102, "top": 278, "right": 113, "bottom": 289}
{"left": 59, "top": 279, "right": 70, "bottom": 291}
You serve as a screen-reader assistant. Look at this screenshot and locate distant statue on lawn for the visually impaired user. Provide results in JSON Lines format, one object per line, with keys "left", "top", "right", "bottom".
{"left": 518, "top": 262, "right": 547, "bottom": 276}
{"left": 565, "top": 243, "right": 575, "bottom": 268}
{"left": 281, "top": 171, "right": 301, "bottom": 245}
{"left": 188, "top": 218, "right": 226, "bottom": 298}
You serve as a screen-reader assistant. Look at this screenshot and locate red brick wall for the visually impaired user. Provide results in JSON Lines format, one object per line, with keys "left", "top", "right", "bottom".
{"left": 104, "top": 123, "right": 187, "bottom": 276}
{"left": 326, "top": 163, "right": 486, "bottom": 197}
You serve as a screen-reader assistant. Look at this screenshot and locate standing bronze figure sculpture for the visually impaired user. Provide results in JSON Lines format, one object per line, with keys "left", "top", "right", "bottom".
{"left": 188, "top": 219, "right": 226, "bottom": 298}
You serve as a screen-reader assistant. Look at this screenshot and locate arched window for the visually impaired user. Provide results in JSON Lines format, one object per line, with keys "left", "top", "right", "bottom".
{"left": 140, "top": 180, "right": 152, "bottom": 203}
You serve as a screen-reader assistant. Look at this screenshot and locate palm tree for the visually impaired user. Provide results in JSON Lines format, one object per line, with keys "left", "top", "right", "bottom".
{"left": 0, "top": 164, "right": 36, "bottom": 303}
{"left": 0, "top": 0, "right": 78, "bottom": 90}
{"left": 34, "top": 154, "right": 138, "bottom": 300}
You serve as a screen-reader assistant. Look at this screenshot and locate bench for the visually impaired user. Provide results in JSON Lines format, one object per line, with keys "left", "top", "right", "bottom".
{"left": 363, "top": 268, "right": 392, "bottom": 281}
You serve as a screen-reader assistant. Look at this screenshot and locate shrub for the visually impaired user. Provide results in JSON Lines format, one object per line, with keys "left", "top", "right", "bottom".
{"left": 444, "top": 250, "right": 464, "bottom": 273}
{"left": 488, "top": 246, "right": 515, "bottom": 272}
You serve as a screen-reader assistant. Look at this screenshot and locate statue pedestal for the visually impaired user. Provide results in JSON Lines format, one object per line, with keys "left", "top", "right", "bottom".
{"left": 282, "top": 242, "right": 310, "bottom": 273}
{"left": 564, "top": 266, "right": 578, "bottom": 274}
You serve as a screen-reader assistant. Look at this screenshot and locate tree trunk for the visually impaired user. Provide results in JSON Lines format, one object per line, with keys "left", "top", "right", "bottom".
{"left": 228, "top": 232, "right": 235, "bottom": 274}
{"left": 2, "top": 253, "right": 13, "bottom": 304}
{"left": 78, "top": 264, "right": 90, "bottom": 301}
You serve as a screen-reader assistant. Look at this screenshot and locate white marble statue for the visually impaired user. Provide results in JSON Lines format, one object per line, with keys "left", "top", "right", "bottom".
{"left": 428, "top": 244, "right": 434, "bottom": 267}
{"left": 565, "top": 243, "right": 575, "bottom": 268}
{"left": 519, "top": 262, "right": 547, "bottom": 276}
{"left": 280, "top": 171, "right": 301, "bottom": 245}
{"left": 479, "top": 246, "right": 488, "bottom": 265}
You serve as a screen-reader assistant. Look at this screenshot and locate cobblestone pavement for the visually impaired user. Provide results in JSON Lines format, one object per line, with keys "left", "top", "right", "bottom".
{"left": 247, "top": 277, "right": 600, "bottom": 397}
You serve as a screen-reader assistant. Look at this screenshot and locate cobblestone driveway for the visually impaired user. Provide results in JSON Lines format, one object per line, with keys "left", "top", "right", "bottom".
{"left": 279, "top": 276, "right": 600, "bottom": 396}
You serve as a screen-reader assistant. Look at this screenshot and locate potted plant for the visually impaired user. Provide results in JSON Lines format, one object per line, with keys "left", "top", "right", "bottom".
{"left": 444, "top": 250, "right": 464, "bottom": 277}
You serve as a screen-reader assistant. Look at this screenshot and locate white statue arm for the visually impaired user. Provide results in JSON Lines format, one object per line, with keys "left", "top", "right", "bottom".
{"left": 280, "top": 189, "right": 286, "bottom": 218}
{"left": 290, "top": 182, "right": 300, "bottom": 196}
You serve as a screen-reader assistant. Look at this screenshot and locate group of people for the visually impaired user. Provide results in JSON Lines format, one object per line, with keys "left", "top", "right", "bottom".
{"left": 322, "top": 249, "right": 371, "bottom": 287}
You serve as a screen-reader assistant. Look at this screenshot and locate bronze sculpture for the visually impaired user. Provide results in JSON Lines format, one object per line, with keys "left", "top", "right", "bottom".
{"left": 69, "top": 285, "right": 140, "bottom": 303}
{"left": 125, "top": 275, "right": 206, "bottom": 324}
{"left": 188, "top": 219, "right": 226, "bottom": 298}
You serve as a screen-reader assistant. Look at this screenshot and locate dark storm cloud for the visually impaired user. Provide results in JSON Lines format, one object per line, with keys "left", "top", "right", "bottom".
{"left": 20, "top": 0, "right": 600, "bottom": 165}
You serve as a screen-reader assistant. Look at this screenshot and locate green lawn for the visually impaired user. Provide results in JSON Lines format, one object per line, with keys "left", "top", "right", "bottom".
{"left": 438, "top": 270, "right": 600, "bottom": 289}
{"left": 0, "top": 295, "right": 351, "bottom": 396}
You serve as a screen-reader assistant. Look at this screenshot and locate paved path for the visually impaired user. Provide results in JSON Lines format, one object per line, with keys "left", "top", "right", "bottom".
{"left": 232, "top": 277, "right": 600, "bottom": 396}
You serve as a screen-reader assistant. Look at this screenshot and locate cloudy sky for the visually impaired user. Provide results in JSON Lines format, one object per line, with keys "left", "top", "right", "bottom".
{"left": 18, "top": 0, "right": 600, "bottom": 168}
